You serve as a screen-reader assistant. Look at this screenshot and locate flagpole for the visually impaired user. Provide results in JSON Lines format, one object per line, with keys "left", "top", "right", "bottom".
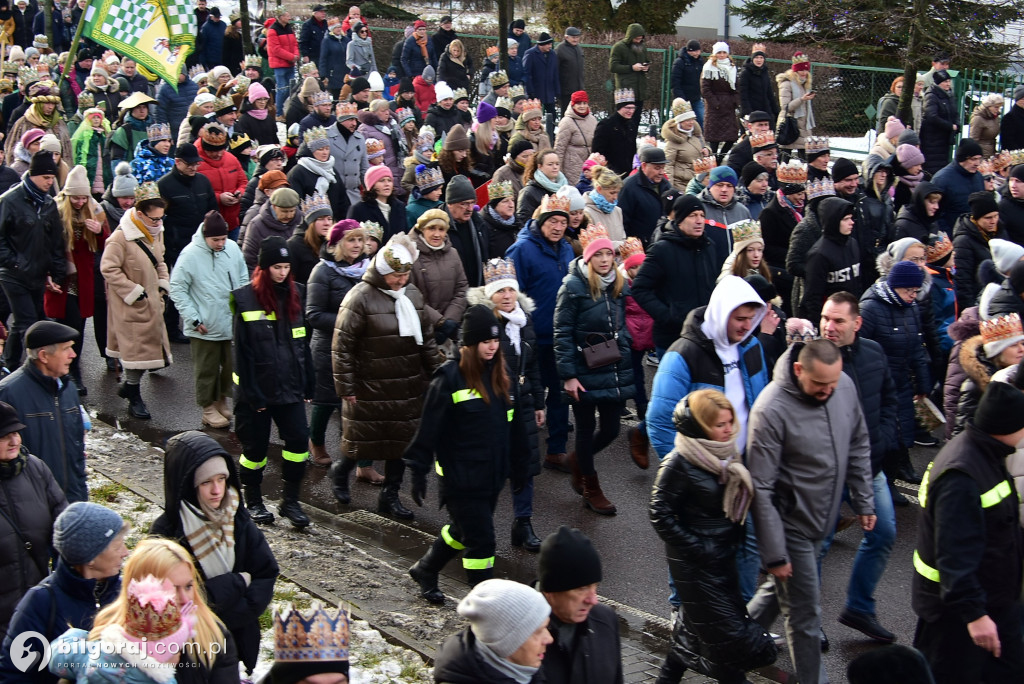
{"left": 59, "top": 0, "right": 91, "bottom": 85}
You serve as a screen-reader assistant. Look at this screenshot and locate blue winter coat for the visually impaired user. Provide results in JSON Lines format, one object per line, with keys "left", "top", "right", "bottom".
{"left": 169, "top": 225, "right": 250, "bottom": 342}
{"left": 198, "top": 17, "right": 226, "bottom": 68}
{"left": 670, "top": 50, "right": 702, "bottom": 103}
{"left": 522, "top": 45, "right": 559, "bottom": 104}
{"left": 506, "top": 54, "right": 525, "bottom": 87}
{"left": 129, "top": 139, "right": 175, "bottom": 184}
{"left": 505, "top": 221, "right": 574, "bottom": 344}
{"left": 401, "top": 35, "right": 436, "bottom": 79}
{"left": 155, "top": 78, "right": 198, "bottom": 139}
{"left": 859, "top": 281, "right": 932, "bottom": 448}
{"left": 319, "top": 32, "right": 348, "bottom": 89}
{"left": 553, "top": 258, "right": 635, "bottom": 404}
{"left": 931, "top": 160, "right": 984, "bottom": 234}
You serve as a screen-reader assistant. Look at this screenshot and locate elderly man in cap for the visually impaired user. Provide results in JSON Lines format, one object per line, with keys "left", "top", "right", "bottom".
{"left": 537, "top": 526, "right": 623, "bottom": 683}
{"left": 618, "top": 146, "right": 672, "bottom": 246}
{"left": 0, "top": 149, "right": 65, "bottom": 369}
{"left": 299, "top": 4, "right": 328, "bottom": 64}
{"left": 912, "top": 381, "right": 1024, "bottom": 683}
{"left": 556, "top": 27, "right": 584, "bottom": 114}
{"left": 0, "top": 320, "right": 86, "bottom": 502}
{"left": 726, "top": 111, "right": 773, "bottom": 175}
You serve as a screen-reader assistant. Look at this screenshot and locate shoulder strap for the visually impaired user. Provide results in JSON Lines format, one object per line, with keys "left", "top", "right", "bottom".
{"left": 134, "top": 239, "right": 159, "bottom": 268}
{"left": 0, "top": 502, "right": 50, "bottom": 577}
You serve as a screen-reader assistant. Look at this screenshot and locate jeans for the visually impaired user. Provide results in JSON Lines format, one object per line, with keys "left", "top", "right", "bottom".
{"left": 1, "top": 278, "right": 44, "bottom": 369}
{"left": 748, "top": 531, "right": 828, "bottom": 684}
{"left": 537, "top": 344, "right": 568, "bottom": 455}
{"left": 512, "top": 476, "right": 534, "bottom": 518}
{"left": 273, "top": 67, "right": 292, "bottom": 112}
{"left": 692, "top": 99, "right": 706, "bottom": 129}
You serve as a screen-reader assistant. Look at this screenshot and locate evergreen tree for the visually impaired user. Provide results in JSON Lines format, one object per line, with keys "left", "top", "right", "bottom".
{"left": 544, "top": 0, "right": 699, "bottom": 35}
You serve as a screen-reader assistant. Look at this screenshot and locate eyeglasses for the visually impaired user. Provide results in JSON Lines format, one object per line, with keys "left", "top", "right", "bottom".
{"left": 179, "top": 160, "right": 200, "bottom": 168}
{"left": 142, "top": 213, "right": 164, "bottom": 224}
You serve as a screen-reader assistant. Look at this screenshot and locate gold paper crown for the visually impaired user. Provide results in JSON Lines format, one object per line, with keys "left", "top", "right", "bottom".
{"left": 303, "top": 126, "right": 329, "bottom": 147}
{"left": 777, "top": 160, "right": 808, "bottom": 184}
{"left": 578, "top": 224, "right": 611, "bottom": 251}
{"left": 244, "top": 54, "right": 262, "bottom": 68}
{"left": 806, "top": 177, "right": 836, "bottom": 200}
{"left": 273, "top": 603, "right": 350, "bottom": 663}
{"left": 233, "top": 75, "right": 251, "bottom": 93}
{"left": 18, "top": 65, "right": 38, "bottom": 85}
{"left": 451, "top": 87, "right": 468, "bottom": 101}
{"left": 135, "top": 181, "right": 162, "bottom": 202}
{"left": 188, "top": 65, "right": 206, "bottom": 80}
{"left": 981, "top": 312, "right": 1023, "bottom": 346}
{"left": 1, "top": 62, "right": 18, "bottom": 75}
{"left": 488, "top": 179, "right": 514, "bottom": 200}
{"left": 311, "top": 90, "right": 332, "bottom": 107}
{"left": 337, "top": 102, "right": 358, "bottom": 117}
{"left": 521, "top": 98, "right": 542, "bottom": 114}
{"left": 619, "top": 237, "right": 645, "bottom": 260}
{"left": 28, "top": 80, "right": 59, "bottom": 103}
{"left": 926, "top": 232, "right": 953, "bottom": 262}
{"left": 508, "top": 84, "right": 525, "bottom": 99}
{"left": 750, "top": 131, "right": 777, "bottom": 150}
{"left": 991, "top": 150, "right": 1013, "bottom": 171}
{"left": 1010, "top": 150, "right": 1024, "bottom": 166}
{"left": 415, "top": 164, "right": 443, "bottom": 188}
{"left": 147, "top": 122, "right": 171, "bottom": 142}
{"left": 614, "top": 88, "right": 635, "bottom": 106}
{"left": 540, "top": 193, "right": 572, "bottom": 215}
{"left": 366, "top": 138, "right": 385, "bottom": 156}
{"left": 494, "top": 96, "right": 513, "bottom": 112}
{"left": 483, "top": 257, "right": 517, "bottom": 285}
{"left": 201, "top": 122, "right": 228, "bottom": 144}
{"left": 299, "top": 62, "right": 318, "bottom": 77}
{"left": 730, "top": 219, "right": 762, "bottom": 244}
{"left": 361, "top": 221, "right": 384, "bottom": 242}
{"left": 671, "top": 98, "right": 692, "bottom": 117}
{"left": 125, "top": 576, "right": 182, "bottom": 641}
{"left": 805, "top": 136, "right": 830, "bottom": 153}
{"left": 229, "top": 132, "right": 253, "bottom": 151}
{"left": 978, "top": 160, "right": 994, "bottom": 176}
{"left": 213, "top": 95, "right": 236, "bottom": 112}
{"left": 0, "top": 79, "right": 12, "bottom": 94}
{"left": 76, "top": 91, "right": 94, "bottom": 108}
{"left": 693, "top": 156, "right": 718, "bottom": 173}
{"left": 489, "top": 70, "right": 509, "bottom": 87}
{"left": 32, "top": 34, "right": 48, "bottom": 48}
{"left": 301, "top": 192, "right": 331, "bottom": 216}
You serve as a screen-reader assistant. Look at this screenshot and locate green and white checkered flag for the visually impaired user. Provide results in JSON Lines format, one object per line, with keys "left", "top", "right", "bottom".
{"left": 154, "top": 0, "right": 195, "bottom": 47}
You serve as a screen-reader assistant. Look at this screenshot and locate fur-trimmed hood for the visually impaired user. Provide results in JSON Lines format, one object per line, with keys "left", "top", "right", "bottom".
{"left": 960, "top": 334, "right": 996, "bottom": 391}
{"left": 466, "top": 285, "right": 536, "bottom": 313}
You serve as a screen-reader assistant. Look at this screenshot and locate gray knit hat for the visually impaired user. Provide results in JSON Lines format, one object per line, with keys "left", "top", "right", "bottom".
{"left": 111, "top": 161, "right": 138, "bottom": 198}
{"left": 445, "top": 174, "right": 475, "bottom": 204}
{"left": 457, "top": 579, "right": 551, "bottom": 658}
{"left": 53, "top": 502, "right": 125, "bottom": 565}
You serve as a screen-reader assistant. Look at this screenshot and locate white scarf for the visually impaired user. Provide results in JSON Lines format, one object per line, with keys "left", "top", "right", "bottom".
{"left": 499, "top": 303, "right": 527, "bottom": 354}
{"left": 702, "top": 57, "right": 736, "bottom": 89}
{"left": 297, "top": 155, "right": 337, "bottom": 195}
{"left": 379, "top": 286, "right": 423, "bottom": 345}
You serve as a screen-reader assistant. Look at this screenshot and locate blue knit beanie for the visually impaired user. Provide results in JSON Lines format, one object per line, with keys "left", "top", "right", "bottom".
{"left": 709, "top": 165, "right": 738, "bottom": 187}
{"left": 887, "top": 260, "right": 924, "bottom": 289}
{"left": 53, "top": 502, "right": 125, "bottom": 565}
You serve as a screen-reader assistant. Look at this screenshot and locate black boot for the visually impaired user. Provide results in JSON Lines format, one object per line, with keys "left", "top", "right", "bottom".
{"left": 117, "top": 382, "right": 151, "bottom": 419}
{"left": 378, "top": 483, "right": 414, "bottom": 520}
{"left": 244, "top": 486, "right": 274, "bottom": 524}
{"left": 654, "top": 651, "right": 687, "bottom": 684}
{"left": 465, "top": 567, "right": 494, "bottom": 587}
{"left": 511, "top": 517, "right": 541, "bottom": 552}
{"left": 330, "top": 458, "right": 357, "bottom": 504}
{"left": 409, "top": 537, "right": 458, "bottom": 604}
{"left": 278, "top": 480, "right": 310, "bottom": 528}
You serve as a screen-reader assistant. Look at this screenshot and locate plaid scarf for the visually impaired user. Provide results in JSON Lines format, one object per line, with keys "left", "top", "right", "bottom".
{"left": 180, "top": 486, "right": 239, "bottom": 578}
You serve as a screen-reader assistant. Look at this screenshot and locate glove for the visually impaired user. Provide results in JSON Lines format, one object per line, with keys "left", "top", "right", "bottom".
{"left": 411, "top": 470, "right": 427, "bottom": 507}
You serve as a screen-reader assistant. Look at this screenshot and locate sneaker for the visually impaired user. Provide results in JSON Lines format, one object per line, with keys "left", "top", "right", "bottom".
{"left": 644, "top": 351, "right": 660, "bottom": 367}
{"left": 914, "top": 430, "right": 939, "bottom": 447}
{"left": 838, "top": 608, "right": 896, "bottom": 643}
{"left": 620, "top": 406, "right": 635, "bottom": 420}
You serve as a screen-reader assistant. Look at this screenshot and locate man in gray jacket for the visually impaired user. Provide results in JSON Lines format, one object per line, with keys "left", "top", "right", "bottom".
{"left": 746, "top": 339, "right": 875, "bottom": 684}
{"left": 327, "top": 102, "right": 368, "bottom": 206}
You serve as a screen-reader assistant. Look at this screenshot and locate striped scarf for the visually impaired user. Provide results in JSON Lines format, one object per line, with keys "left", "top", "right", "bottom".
{"left": 180, "top": 486, "right": 239, "bottom": 578}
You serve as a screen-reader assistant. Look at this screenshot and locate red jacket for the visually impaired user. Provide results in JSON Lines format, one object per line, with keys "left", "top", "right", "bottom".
{"left": 625, "top": 289, "right": 654, "bottom": 351}
{"left": 413, "top": 76, "right": 436, "bottom": 116}
{"left": 198, "top": 143, "right": 248, "bottom": 229}
{"left": 266, "top": 18, "right": 299, "bottom": 69}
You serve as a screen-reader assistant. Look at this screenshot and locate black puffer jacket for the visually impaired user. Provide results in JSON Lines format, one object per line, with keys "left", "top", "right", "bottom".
{"left": 306, "top": 247, "right": 364, "bottom": 405}
{"left": 799, "top": 197, "right": 862, "bottom": 322}
{"left": 434, "top": 627, "right": 545, "bottom": 684}
{"left": 952, "top": 336, "right": 999, "bottom": 437}
{"left": 856, "top": 157, "right": 896, "bottom": 282}
{"left": 285, "top": 226, "right": 319, "bottom": 286}
{"left": 920, "top": 86, "right": 957, "bottom": 175}
{"left": 0, "top": 449, "right": 67, "bottom": 634}
{"left": 952, "top": 213, "right": 1007, "bottom": 309}
{"left": 840, "top": 337, "right": 899, "bottom": 474}
{"left": 231, "top": 282, "right": 315, "bottom": 409}
{"left": 859, "top": 281, "right": 931, "bottom": 448}
{"left": 759, "top": 192, "right": 801, "bottom": 269}
{"left": 997, "top": 184, "right": 1024, "bottom": 246}
{"left": 943, "top": 308, "right": 981, "bottom": 439}
{"left": 650, "top": 434, "right": 778, "bottom": 676}
{"left": 424, "top": 102, "right": 462, "bottom": 139}
{"left": 737, "top": 59, "right": 779, "bottom": 121}
{"left": 553, "top": 258, "right": 635, "bottom": 404}
{"left": 158, "top": 166, "right": 219, "bottom": 265}
{"left": 785, "top": 198, "right": 824, "bottom": 278}
{"left": 0, "top": 180, "right": 66, "bottom": 287}
{"left": 150, "top": 431, "right": 279, "bottom": 673}
{"left": 895, "top": 181, "right": 940, "bottom": 242}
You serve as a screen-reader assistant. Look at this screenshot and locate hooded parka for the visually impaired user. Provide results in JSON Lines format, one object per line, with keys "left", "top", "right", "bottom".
{"left": 169, "top": 225, "right": 250, "bottom": 342}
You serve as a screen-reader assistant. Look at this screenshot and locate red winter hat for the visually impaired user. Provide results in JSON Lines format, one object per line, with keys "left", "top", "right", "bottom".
{"left": 570, "top": 91, "right": 588, "bottom": 105}
{"left": 792, "top": 52, "right": 810, "bottom": 72}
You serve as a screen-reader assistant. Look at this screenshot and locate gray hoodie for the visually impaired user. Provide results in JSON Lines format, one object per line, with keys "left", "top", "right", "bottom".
{"left": 746, "top": 344, "right": 874, "bottom": 567}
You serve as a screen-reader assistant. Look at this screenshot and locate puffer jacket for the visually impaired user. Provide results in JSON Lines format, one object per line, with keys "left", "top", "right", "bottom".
{"left": 952, "top": 212, "right": 1006, "bottom": 308}
{"left": 306, "top": 246, "right": 366, "bottom": 405}
{"left": 150, "top": 431, "right": 278, "bottom": 672}
{"left": 231, "top": 281, "right": 314, "bottom": 409}
{"left": 785, "top": 198, "right": 824, "bottom": 280}
{"left": 650, "top": 433, "right": 778, "bottom": 674}
{"left": 799, "top": 197, "right": 862, "bottom": 322}
{"left": 701, "top": 65, "right": 739, "bottom": 143}
{"left": 662, "top": 119, "right": 706, "bottom": 188}
{"left": 671, "top": 50, "right": 702, "bottom": 103}
{"left": 481, "top": 206, "right": 521, "bottom": 257}
{"left": 554, "top": 107, "right": 596, "bottom": 189}
{"left": 608, "top": 24, "right": 649, "bottom": 101}
{"left": 0, "top": 450, "right": 67, "bottom": 634}
{"left": 987, "top": 276, "right": 1024, "bottom": 319}
{"left": 920, "top": 86, "right": 957, "bottom": 175}
{"left": 859, "top": 281, "right": 931, "bottom": 447}
{"left": 952, "top": 335, "right": 999, "bottom": 437}
{"left": 969, "top": 105, "right": 1001, "bottom": 157}
{"left": 169, "top": 225, "right": 250, "bottom": 342}
{"left": 776, "top": 71, "right": 813, "bottom": 149}
{"left": 943, "top": 308, "right": 981, "bottom": 438}
{"left": 348, "top": 196, "right": 408, "bottom": 243}
{"left": 266, "top": 18, "right": 299, "bottom": 69}
{"left": 332, "top": 263, "right": 439, "bottom": 460}
{"left": 760, "top": 190, "right": 802, "bottom": 269}
{"left": 424, "top": 102, "right": 462, "bottom": 139}
{"left": 932, "top": 160, "right": 984, "bottom": 234}
{"left": 433, "top": 627, "right": 545, "bottom": 684}
{"left": 840, "top": 336, "right": 899, "bottom": 474}
{"left": 155, "top": 77, "right": 198, "bottom": 137}
{"left": 286, "top": 225, "right": 320, "bottom": 285}
{"left": 129, "top": 139, "right": 175, "bottom": 184}
{"left": 747, "top": 344, "right": 874, "bottom": 563}
{"left": 699, "top": 186, "right": 750, "bottom": 272}
{"left": 505, "top": 221, "right": 574, "bottom": 344}
{"left": 553, "top": 257, "right": 634, "bottom": 404}
{"left": 856, "top": 156, "right": 896, "bottom": 281}
{"left": 0, "top": 179, "right": 66, "bottom": 288}
{"left": 241, "top": 201, "right": 304, "bottom": 271}
{"left": 408, "top": 230, "right": 468, "bottom": 325}
{"left": 895, "top": 180, "right": 941, "bottom": 242}
{"left": 357, "top": 110, "right": 404, "bottom": 182}
{"left": 738, "top": 59, "right": 779, "bottom": 121}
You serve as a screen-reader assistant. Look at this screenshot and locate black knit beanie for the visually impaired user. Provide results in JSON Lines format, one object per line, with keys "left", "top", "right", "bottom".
{"left": 974, "top": 381, "right": 1024, "bottom": 435}
{"left": 461, "top": 305, "right": 500, "bottom": 346}
{"left": 258, "top": 235, "right": 290, "bottom": 269}
{"left": 537, "top": 526, "right": 602, "bottom": 592}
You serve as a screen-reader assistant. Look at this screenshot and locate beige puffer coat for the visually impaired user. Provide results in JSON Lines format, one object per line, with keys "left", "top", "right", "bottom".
{"left": 407, "top": 230, "right": 468, "bottom": 324}
{"left": 662, "top": 118, "right": 706, "bottom": 188}
{"left": 554, "top": 107, "right": 596, "bottom": 186}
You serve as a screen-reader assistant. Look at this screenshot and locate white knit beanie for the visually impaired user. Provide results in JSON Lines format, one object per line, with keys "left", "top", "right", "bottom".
{"left": 457, "top": 579, "right": 551, "bottom": 658}
{"left": 990, "top": 238, "right": 1024, "bottom": 275}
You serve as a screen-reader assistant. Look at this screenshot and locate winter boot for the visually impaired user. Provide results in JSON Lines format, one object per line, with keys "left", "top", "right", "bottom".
{"left": 213, "top": 396, "right": 233, "bottom": 420}
{"left": 408, "top": 537, "right": 459, "bottom": 604}
{"left": 510, "top": 517, "right": 541, "bottom": 552}
{"left": 118, "top": 382, "right": 151, "bottom": 420}
{"left": 582, "top": 473, "right": 617, "bottom": 515}
{"left": 330, "top": 458, "right": 357, "bottom": 504}
{"left": 569, "top": 451, "right": 583, "bottom": 495}
{"left": 278, "top": 480, "right": 310, "bottom": 528}
{"left": 628, "top": 426, "right": 651, "bottom": 469}
{"left": 244, "top": 485, "right": 274, "bottom": 525}
{"left": 378, "top": 483, "right": 415, "bottom": 520}
{"left": 308, "top": 440, "right": 332, "bottom": 467}
{"left": 654, "top": 651, "right": 688, "bottom": 684}
{"left": 465, "top": 567, "right": 494, "bottom": 587}
{"left": 202, "top": 405, "right": 229, "bottom": 429}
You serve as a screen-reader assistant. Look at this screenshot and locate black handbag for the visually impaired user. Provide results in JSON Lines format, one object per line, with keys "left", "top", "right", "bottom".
{"left": 581, "top": 333, "right": 622, "bottom": 369}
{"left": 776, "top": 115, "right": 800, "bottom": 146}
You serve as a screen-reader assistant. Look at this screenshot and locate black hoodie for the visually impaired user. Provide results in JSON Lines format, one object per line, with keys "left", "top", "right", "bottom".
{"left": 150, "top": 430, "right": 279, "bottom": 672}
{"left": 799, "top": 196, "right": 861, "bottom": 320}
{"left": 895, "top": 180, "right": 942, "bottom": 242}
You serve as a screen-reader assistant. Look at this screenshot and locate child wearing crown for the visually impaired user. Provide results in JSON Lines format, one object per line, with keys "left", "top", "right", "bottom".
{"left": 619, "top": 237, "right": 654, "bottom": 466}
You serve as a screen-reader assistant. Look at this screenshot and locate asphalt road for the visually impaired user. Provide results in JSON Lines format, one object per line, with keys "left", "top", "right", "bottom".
{"left": 77, "top": 334, "right": 932, "bottom": 683}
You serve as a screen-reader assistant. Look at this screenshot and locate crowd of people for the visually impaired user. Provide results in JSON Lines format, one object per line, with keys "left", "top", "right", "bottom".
{"left": 0, "top": 3, "right": 1020, "bottom": 684}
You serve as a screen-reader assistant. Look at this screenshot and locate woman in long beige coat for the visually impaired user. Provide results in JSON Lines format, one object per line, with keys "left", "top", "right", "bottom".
{"left": 776, "top": 52, "right": 816, "bottom": 153}
{"left": 100, "top": 183, "right": 172, "bottom": 420}
{"left": 554, "top": 92, "right": 597, "bottom": 187}
{"left": 662, "top": 99, "right": 708, "bottom": 188}
{"left": 969, "top": 93, "right": 1003, "bottom": 157}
